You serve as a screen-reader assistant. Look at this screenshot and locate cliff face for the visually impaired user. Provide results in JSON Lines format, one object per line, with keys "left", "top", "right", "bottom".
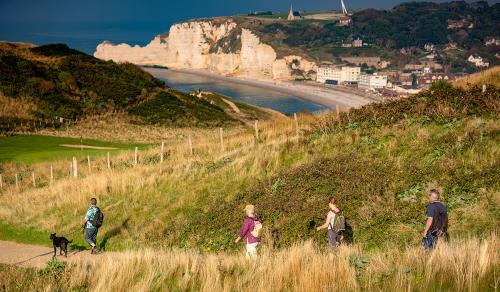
{"left": 94, "top": 19, "right": 316, "bottom": 80}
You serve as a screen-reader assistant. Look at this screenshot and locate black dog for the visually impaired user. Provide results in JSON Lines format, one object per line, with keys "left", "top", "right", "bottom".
{"left": 50, "top": 233, "right": 72, "bottom": 257}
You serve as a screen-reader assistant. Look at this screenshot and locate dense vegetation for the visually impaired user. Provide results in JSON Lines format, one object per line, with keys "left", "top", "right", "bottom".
{"left": 0, "top": 42, "right": 275, "bottom": 128}
{"left": 127, "top": 91, "right": 237, "bottom": 127}
{"left": 353, "top": 1, "right": 499, "bottom": 49}
{"left": 0, "top": 43, "right": 163, "bottom": 119}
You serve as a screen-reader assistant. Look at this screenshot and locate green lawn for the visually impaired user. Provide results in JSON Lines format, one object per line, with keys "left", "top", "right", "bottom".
{"left": 0, "top": 135, "right": 146, "bottom": 164}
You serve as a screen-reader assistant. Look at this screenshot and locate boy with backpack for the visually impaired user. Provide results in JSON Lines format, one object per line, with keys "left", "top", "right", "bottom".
{"left": 317, "top": 197, "right": 345, "bottom": 248}
{"left": 235, "top": 204, "right": 262, "bottom": 258}
{"left": 83, "top": 197, "right": 104, "bottom": 254}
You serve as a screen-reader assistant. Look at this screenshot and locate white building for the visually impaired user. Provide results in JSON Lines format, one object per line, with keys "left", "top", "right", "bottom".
{"left": 468, "top": 55, "right": 489, "bottom": 67}
{"left": 316, "top": 66, "right": 360, "bottom": 84}
{"left": 358, "top": 73, "right": 388, "bottom": 90}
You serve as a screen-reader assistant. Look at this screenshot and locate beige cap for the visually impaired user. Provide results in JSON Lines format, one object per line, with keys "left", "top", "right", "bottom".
{"left": 244, "top": 204, "right": 255, "bottom": 214}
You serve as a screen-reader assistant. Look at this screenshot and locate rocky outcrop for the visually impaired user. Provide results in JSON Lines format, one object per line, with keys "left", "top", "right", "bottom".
{"left": 94, "top": 19, "right": 317, "bottom": 80}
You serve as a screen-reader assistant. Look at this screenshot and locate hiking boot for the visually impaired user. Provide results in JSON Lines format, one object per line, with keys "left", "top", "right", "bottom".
{"left": 91, "top": 246, "right": 99, "bottom": 255}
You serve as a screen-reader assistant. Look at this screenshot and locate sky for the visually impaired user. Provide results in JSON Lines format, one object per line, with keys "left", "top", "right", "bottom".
{"left": 0, "top": 0, "right": 498, "bottom": 53}
{"left": 1, "top": 0, "right": 498, "bottom": 23}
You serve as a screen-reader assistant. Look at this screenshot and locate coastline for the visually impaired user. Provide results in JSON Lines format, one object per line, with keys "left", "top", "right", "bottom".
{"left": 163, "top": 68, "right": 378, "bottom": 111}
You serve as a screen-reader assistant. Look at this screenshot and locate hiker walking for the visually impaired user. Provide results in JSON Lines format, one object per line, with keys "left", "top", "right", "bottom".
{"left": 83, "top": 197, "right": 104, "bottom": 254}
{"left": 317, "top": 197, "right": 345, "bottom": 248}
{"left": 422, "top": 189, "right": 448, "bottom": 249}
{"left": 235, "top": 205, "right": 262, "bottom": 258}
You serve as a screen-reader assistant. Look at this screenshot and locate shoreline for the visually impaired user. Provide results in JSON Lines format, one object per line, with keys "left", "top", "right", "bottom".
{"left": 146, "top": 68, "right": 377, "bottom": 111}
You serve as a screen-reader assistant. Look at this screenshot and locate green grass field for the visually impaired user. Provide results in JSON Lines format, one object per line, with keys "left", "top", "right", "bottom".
{"left": 0, "top": 135, "right": 146, "bottom": 164}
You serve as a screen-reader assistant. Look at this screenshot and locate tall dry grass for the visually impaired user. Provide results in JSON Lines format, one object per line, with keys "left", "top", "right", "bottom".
{"left": 42, "top": 236, "right": 496, "bottom": 292}
{"left": 454, "top": 66, "right": 500, "bottom": 88}
{"left": 0, "top": 93, "right": 37, "bottom": 119}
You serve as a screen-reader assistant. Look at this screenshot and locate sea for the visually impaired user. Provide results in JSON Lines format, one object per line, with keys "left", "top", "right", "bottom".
{"left": 0, "top": 20, "right": 326, "bottom": 114}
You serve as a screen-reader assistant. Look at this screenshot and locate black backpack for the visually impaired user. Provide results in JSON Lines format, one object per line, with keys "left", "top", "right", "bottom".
{"left": 91, "top": 207, "right": 104, "bottom": 228}
{"left": 431, "top": 202, "right": 448, "bottom": 237}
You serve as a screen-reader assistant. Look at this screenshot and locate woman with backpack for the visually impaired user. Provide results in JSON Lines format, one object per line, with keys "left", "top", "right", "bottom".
{"left": 317, "top": 197, "right": 345, "bottom": 248}
{"left": 235, "top": 204, "right": 262, "bottom": 258}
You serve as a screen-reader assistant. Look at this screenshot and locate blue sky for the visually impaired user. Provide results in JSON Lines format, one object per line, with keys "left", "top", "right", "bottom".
{"left": 1, "top": 0, "right": 498, "bottom": 23}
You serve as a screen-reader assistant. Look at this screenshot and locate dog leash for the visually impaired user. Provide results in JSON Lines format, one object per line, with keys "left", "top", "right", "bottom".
{"left": 62, "top": 227, "right": 84, "bottom": 238}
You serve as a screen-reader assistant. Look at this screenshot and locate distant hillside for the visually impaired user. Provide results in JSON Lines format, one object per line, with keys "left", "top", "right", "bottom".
{"left": 0, "top": 42, "right": 277, "bottom": 129}
{"left": 240, "top": 1, "right": 499, "bottom": 72}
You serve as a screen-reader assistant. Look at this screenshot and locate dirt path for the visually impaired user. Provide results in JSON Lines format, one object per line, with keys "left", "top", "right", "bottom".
{"left": 221, "top": 98, "right": 241, "bottom": 113}
{"left": 0, "top": 240, "right": 95, "bottom": 268}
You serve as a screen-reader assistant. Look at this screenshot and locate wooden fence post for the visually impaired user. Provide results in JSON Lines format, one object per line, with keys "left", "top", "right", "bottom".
{"left": 0, "top": 174, "right": 3, "bottom": 189}
{"left": 188, "top": 135, "right": 193, "bottom": 156}
{"left": 160, "top": 142, "right": 165, "bottom": 163}
{"left": 336, "top": 106, "right": 340, "bottom": 119}
{"left": 72, "top": 157, "right": 78, "bottom": 178}
{"left": 482, "top": 84, "right": 487, "bottom": 93}
{"left": 107, "top": 152, "right": 111, "bottom": 169}
{"left": 87, "top": 155, "right": 91, "bottom": 173}
{"left": 134, "top": 147, "right": 138, "bottom": 166}
{"left": 32, "top": 172, "right": 36, "bottom": 187}
{"left": 15, "top": 174, "right": 19, "bottom": 189}
{"left": 219, "top": 128, "right": 224, "bottom": 152}
{"left": 294, "top": 113, "right": 299, "bottom": 139}
{"left": 50, "top": 165, "right": 54, "bottom": 183}
{"left": 254, "top": 120, "right": 259, "bottom": 141}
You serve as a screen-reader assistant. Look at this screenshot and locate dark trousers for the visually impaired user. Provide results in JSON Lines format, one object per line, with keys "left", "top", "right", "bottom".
{"left": 85, "top": 227, "right": 98, "bottom": 246}
{"left": 422, "top": 232, "right": 438, "bottom": 249}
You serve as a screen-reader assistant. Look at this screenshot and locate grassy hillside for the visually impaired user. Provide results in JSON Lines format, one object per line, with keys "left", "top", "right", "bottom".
{"left": 454, "top": 65, "right": 500, "bottom": 88}
{"left": 0, "top": 84, "right": 498, "bottom": 291}
{"left": 0, "top": 42, "right": 276, "bottom": 129}
{"left": 0, "top": 84, "right": 497, "bottom": 252}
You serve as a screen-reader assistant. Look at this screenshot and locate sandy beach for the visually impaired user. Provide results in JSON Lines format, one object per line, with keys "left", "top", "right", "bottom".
{"left": 173, "top": 69, "right": 378, "bottom": 110}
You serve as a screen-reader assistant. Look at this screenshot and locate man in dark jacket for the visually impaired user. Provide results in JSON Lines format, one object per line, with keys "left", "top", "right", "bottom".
{"left": 422, "top": 189, "right": 448, "bottom": 249}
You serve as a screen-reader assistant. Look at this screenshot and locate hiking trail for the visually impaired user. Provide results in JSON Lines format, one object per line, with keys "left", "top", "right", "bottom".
{"left": 0, "top": 240, "right": 107, "bottom": 268}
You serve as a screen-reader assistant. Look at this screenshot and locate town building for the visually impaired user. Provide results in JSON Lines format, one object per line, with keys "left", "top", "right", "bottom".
{"left": 485, "top": 38, "right": 499, "bottom": 46}
{"left": 338, "top": 15, "right": 351, "bottom": 26}
{"left": 358, "top": 73, "right": 388, "bottom": 90}
{"left": 424, "top": 43, "right": 435, "bottom": 52}
{"left": 340, "top": 57, "right": 390, "bottom": 69}
{"left": 287, "top": 5, "right": 303, "bottom": 20}
{"left": 316, "top": 66, "right": 360, "bottom": 84}
{"left": 468, "top": 55, "right": 489, "bottom": 67}
{"left": 352, "top": 37, "right": 363, "bottom": 47}
{"left": 447, "top": 19, "right": 473, "bottom": 29}
{"left": 418, "top": 73, "right": 456, "bottom": 88}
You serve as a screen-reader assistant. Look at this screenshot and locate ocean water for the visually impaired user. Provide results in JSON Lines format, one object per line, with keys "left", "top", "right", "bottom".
{"left": 146, "top": 68, "right": 327, "bottom": 115}
{"left": 0, "top": 21, "right": 171, "bottom": 54}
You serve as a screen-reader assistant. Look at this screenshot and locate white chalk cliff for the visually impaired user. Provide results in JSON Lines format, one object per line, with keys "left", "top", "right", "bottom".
{"left": 94, "top": 20, "right": 316, "bottom": 80}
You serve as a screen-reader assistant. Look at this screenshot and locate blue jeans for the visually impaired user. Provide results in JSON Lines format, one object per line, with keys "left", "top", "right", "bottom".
{"left": 85, "top": 227, "right": 98, "bottom": 246}
{"left": 422, "top": 233, "right": 437, "bottom": 249}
